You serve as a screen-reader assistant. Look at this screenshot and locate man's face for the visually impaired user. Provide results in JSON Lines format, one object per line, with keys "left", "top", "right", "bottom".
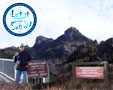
{"left": 19, "top": 46, "right": 24, "bottom": 52}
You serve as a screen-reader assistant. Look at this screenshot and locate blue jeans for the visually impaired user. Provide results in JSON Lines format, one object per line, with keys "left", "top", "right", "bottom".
{"left": 15, "top": 69, "right": 27, "bottom": 83}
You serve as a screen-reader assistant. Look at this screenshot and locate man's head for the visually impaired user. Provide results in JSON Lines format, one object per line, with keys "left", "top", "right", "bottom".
{"left": 19, "top": 44, "right": 24, "bottom": 52}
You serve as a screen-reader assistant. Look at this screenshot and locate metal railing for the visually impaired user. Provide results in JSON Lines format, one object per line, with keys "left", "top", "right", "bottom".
{"left": 0, "top": 58, "right": 15, "bottom": 81}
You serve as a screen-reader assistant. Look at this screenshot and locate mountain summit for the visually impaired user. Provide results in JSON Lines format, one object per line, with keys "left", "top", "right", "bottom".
{"left": 55, "top": 27, "right": 90, "bottom": 42}
{"left": 64, "top": 27, "right": 87, "bottom": 41}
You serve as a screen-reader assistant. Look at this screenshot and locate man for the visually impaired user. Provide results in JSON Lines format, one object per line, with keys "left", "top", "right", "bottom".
{"left": 13, "top": 44, "right": 31, "bottom": 83}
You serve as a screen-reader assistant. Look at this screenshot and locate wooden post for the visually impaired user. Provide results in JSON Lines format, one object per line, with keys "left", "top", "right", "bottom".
{"left": 103, "top": 61, "right": 108, "bottom": 87}
{"left": 34, "top": 79, "right": 36, "bottom": 84}
{"left": 73, "top": 63, "right": 77, "bottom": 89}
{"left": 72, "top": 64, "right": 75, "bottom": 80}
{"left": 75, "top": 65, "right": 77, "bottom": 90}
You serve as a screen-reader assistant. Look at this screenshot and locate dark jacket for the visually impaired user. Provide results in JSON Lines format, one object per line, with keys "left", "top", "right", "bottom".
{"left": 13, "top": 50, "right": 31, "bottom": 71}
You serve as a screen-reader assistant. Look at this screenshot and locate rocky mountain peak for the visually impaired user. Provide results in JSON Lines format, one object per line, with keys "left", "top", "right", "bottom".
{"left": 65, "top": 27, "right": 79, "bottom": 35}
{"left": 64, "top": 27, "right": 82, "bottom": 40}
{"left": 56, "top": 27, "right": 90, "bottom": 42}
{"left": 35, "top": 35, "right": 53, "bottom": 45}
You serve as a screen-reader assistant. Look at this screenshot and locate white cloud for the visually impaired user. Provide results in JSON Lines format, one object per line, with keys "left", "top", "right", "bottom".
{"left": 0, "top": 0, "right": 113, "bottom": 48}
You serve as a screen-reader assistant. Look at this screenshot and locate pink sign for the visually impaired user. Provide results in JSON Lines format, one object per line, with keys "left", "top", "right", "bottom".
{"left": 76, "top": 66, "right": 104, "bottom": 79}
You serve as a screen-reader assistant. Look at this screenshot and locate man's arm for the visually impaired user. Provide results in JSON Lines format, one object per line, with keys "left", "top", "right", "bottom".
{"left": 13, "top": 52, "right": 18, "bottom": 63}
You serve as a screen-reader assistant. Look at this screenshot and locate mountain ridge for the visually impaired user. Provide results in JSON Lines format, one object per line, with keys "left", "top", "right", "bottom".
{"left": 33, "top": 26, "right": 92, "bottom": 60}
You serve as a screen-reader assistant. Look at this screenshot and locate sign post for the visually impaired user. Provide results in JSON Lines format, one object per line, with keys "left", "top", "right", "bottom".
{"left": 103, "top": 61, "right": 108, "bottom": 87}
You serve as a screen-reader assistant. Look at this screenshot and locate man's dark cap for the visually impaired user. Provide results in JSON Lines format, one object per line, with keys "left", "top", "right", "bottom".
{"left": 19, "top": 44, "right": 24, "bottom": 48}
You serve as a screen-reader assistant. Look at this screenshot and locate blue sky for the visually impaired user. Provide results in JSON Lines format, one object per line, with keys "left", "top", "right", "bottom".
{"left": 0, "top": 0, "right": 113, "bottom": 48}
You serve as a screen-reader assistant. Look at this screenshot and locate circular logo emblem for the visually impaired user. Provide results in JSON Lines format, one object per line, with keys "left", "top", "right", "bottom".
{"left": 3, "top": 3, "right": 37, "bottom": 36}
